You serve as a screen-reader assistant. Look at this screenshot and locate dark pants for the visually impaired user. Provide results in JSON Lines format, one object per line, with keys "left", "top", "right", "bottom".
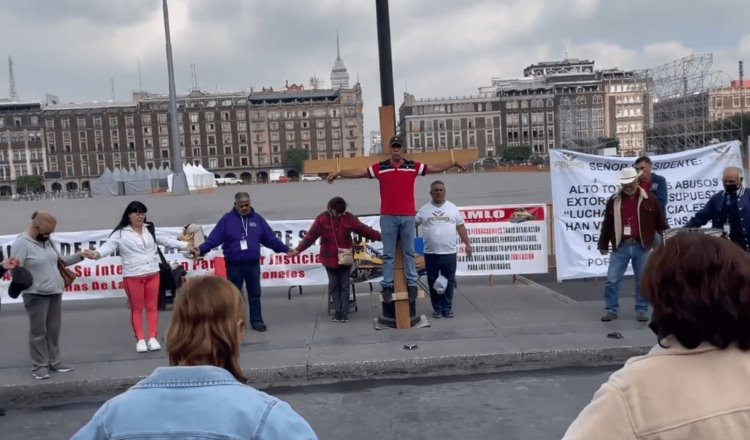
{"left": 425, "top": 253, "right": 457, "bottom": 315}
{"left": 226, "top": 262, "right": 263, "bottom": 325}
{"left": 23, "top": 293, "right": 63, "bottom": 371}
{"left": 326, "top": 266, "right": 352, "bottom": 318}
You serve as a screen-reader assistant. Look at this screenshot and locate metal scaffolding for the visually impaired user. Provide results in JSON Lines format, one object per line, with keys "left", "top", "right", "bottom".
{"left": 640, "top": 54, "right": 740, "bottom": 153}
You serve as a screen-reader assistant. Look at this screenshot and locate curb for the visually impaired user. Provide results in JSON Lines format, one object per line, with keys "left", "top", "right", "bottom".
{"left": 1, "top": 345, "right": 650, "bottom": 405}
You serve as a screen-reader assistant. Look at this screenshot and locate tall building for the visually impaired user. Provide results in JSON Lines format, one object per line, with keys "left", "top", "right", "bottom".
{"left": 398, "top": 93, "right": 502, "bottom": 158}
{"left": 330, "top": 32, "right": 350, "bottom": 90}
{"left": 709, "top": 80, "right": 750, "bottom": 122}
{"left": 0, "top": 101, "right": 46, "bottom": 195}
{"left": 479, "top": 58, "right": 650, "bottom": 156}
{"left": 369, "top": 130, "right": 382, "bottom": 155}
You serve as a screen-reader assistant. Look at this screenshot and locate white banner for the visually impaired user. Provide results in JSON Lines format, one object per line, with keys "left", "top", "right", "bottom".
{"left": 0, "top": 204, "right": 550, "bottom": 302}
{"left": 550, "top": 141, "right": 743, "bottom": 281}
{"left": 457, "top": 204, "right": 548, "bottom": 275}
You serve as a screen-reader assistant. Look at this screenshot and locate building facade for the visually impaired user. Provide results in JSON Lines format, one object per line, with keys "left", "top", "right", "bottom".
{"left": 0, "top": 101, "right": 46, "bottom": 195}
{"left": 398, "top": 93, "right": 503, "bottom": 158}
{"left": 709, "top": 80, "right": 750, "bottom": 122}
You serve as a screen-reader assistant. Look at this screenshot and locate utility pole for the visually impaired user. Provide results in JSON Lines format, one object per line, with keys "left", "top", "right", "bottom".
{"left": 162, "top": 0, "right": 190, "bottom": 195}
{"left": 8, "top": 56, "right": 18, "bottom": 101}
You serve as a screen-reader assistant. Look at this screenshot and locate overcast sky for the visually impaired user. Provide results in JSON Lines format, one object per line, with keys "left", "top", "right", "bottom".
{"left": 1, "top": 0, "right": 749, "bottom": 153}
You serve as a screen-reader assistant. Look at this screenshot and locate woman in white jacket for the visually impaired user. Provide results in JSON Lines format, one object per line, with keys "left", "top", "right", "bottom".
{"left": 85, "top": 201, "right": 192, "bottom": 353}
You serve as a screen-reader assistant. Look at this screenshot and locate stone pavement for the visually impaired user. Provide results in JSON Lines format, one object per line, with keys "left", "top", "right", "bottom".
{"left": 0, "top": 275, "right": 655, "bottom": 405}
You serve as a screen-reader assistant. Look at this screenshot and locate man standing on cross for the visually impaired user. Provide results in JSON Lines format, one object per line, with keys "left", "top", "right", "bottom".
{"left": 327, "top": 135, "right": 466, "bottom": 302}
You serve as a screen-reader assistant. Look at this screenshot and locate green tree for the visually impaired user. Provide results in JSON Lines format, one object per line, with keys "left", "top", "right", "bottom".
{"left": 530, "top": 155, "right": 545, "bottom": 166}
{"left": 502, "top": 146, "right": 532, "bottom": 163}
{"left": 16, "top": 175, "right": 44, "bottom": 193}
{"left": 284, "top": 148, "right": 310, "bottom": 174}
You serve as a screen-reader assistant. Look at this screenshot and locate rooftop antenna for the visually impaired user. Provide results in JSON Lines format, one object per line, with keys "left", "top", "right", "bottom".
{"left": 8, "top": 56, "right": 18, "bottom": 100}
{"left": 137, "top": 59, "right": 143, "bottom": 91}
{"left": 190, "top": 63, "right": 199, "bottom": 91}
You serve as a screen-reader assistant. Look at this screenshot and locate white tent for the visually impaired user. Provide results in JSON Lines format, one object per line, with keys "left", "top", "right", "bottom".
{"left": 167, "top": 164, "right": 216, "bottom": 192}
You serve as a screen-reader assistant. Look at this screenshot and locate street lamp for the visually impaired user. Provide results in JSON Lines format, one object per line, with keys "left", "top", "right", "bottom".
{"left": 162, "top": 0, "right": 190, "bottom": 195}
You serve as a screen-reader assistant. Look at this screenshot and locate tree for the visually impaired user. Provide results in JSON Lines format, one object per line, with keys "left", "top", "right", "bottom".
{"left": 530, "top": 155, "right": 545, "bottom": 166}
{"left": 16, "top": 175, "right": 44, "bottom": 194}
{"left": 284, "top": 148, "right": 310, "bottom": 174}
{"left": 502, "top": 146, "right": 532, "bottom": 163}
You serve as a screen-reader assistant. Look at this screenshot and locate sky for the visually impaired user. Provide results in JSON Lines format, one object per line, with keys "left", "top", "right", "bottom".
{"left": 1, "top": 0, "right": 749, "bottom": 153}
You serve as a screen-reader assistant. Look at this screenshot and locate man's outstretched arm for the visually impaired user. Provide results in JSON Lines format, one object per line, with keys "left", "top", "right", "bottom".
{"left": 425, "top": 161, "right": 466, "bottom": 174}
{"left": 327, "top": 168, "right": 369, "bottom": 183}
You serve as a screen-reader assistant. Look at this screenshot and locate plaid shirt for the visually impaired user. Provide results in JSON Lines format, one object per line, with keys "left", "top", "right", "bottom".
{"left": 295, "top": 211, "right": 381, "bottom": 269}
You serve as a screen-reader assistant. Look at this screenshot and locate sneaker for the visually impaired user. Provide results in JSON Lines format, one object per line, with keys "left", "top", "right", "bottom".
{"left": 407, "top": 286, "right": 418, "bottom": 301}
{"left": 636, "top": 311, "right": 649, "bottom": 322}
{"left": 136, "top": 339, "right": 148, "bottom": 353}
{"left": 443, "top": 310, "right": 454, "bottom": 318}
{"left": 147, "top": 338, "right": 161, "bottom": 351}
{"left": 339, "top": 315, "right": 349, "bottom": 323}
{"left": 50, "top": 363, "right": 74, "bottom": 373}
{"left": 381, "top": 287, "right": 393, "bottom": 303}
{"left": 32, "top": 367, "right": 50, "bottom": 380}
{"left": 332, "top": 312, "right": 340, "bottom": 322}
{"left": 432, "top": 311, "right": 442, "bottom": 319}
{"left": 600, "top": 311, "right": 618, "bottom": 322}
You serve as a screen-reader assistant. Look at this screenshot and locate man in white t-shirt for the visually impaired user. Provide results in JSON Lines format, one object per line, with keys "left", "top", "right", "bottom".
{"left": 415, "top": 181, "right": 472, "bottom": 318}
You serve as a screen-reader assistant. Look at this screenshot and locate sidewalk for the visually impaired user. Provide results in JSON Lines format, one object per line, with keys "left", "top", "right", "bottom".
{"left": 0, "top": 276, "right": 655, "bottom": 404}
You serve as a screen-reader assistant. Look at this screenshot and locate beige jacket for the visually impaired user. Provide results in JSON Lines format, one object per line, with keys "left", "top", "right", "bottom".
{"left": 564, "top": 337, "right": 750, "bottom": 439}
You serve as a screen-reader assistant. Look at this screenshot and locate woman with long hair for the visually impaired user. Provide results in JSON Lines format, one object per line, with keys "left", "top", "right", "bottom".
{"left": 84, "top": 201, "right": 192, "bottom": 353}
{"left": 291, "top": 196, "right": 381, "bottom": 322}
{"left": 564, "top": 232, "right": 750, "bottom": 439}
{"left": 72, "top": 276, "right": 318, "bottom": 439}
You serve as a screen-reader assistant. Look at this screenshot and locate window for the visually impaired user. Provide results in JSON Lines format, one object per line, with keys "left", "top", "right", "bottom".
{"left": 485, "top": 117, "right": 494, "bottom": 128}
{"left": 285, "top": 121, "right": 294, "bottom": 130}
{"left": 142, "top": 115, "right": 152, "bottom": 125}
{"left": 316, "top": 120, "right": 325, "bottom": 129}
{"left": 237, "top": 122, "right": 247, "bottom": 131}
{"left": 109, "top": 116, "right": 118, "bottom": 127}
{"left": 733, "top": 96, "right": 741, "bottom": 108}
{"left": 190, "top": 113, "right": 199, "bottom": 123}
{"left": 317, "top": 130, "right": 326, "bottom": 139}
{"left": 125, "top": 116, "right": 134, "bottom": 127}
{"left": 62, "top": 119, "right": 71, "bottom": 130}
{"left": 714, "top": 97, "right": 723, "bottom": 108}
{"left": 224, "top": 146, "right": 232, "bottom": 155}
{"left": 205, "top": 112, "right": 215, "bottom": 122}
{"left": 192, "top": 147, "right": 201, "bottom": 157}
{"left": 237, "top": 110, "right": 246, "bottom": 120}
{"left": 225, "top": 157, "right": 234, "bottom": 167}
{"left": 592, "top": 95, "right": 603, "bottom": 105}
{"left": 157, "top": 114, "right": 168, "bottom": 124}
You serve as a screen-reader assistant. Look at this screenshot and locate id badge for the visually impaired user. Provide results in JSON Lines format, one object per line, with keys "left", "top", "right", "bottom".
{"left": 240, "top": 240, "right": 248, "bottom": 250}
{"left": 623, "top": 225, "right": 632, "bottom": 236}
{"left": 723, "top": 224, "right": 731, "bottom": 234}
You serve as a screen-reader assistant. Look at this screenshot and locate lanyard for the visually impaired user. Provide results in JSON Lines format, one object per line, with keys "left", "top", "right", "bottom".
{"left": 241, "top": 216, "right": 248, "bottom": 239}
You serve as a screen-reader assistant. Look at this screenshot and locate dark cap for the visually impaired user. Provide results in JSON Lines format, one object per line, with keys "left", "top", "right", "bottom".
{"left": 388, "top": 136, "right": 403, "bottom": 149}
{"left": 9, "top": 266, "right": 33, "bottom": 299}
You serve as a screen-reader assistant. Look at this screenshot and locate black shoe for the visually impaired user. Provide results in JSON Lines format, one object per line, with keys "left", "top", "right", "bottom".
{"left": 339, "top": 314, "right": 349, "bottom": 323}
{"left": 443, "top": 310, "right": 454, "bottom": 318}
{"left": 0, "top": 407, "right": 5, "bottom": 416}
{"left": 332, "top": 312, "right": 340, "bottom": 322}
{"left": 251, "top": 323, "right": 268, "bottom": 332}
{"left": 381, "top": 287, "right": 393, "bottom": 303}
{"left": 407, "top": 286, "right": 418, "bottom": 300}
{"left": 432, "top": 311, "right": 442, "bottom": 318}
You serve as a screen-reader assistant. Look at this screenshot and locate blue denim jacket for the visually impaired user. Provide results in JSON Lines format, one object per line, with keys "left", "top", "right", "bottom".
{"left": 71, "top": 366, "right": 318, "bottom": 440}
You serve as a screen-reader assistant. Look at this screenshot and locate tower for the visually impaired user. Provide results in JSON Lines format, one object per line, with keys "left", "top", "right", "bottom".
{"left": 330, "top": 31, "right": 350, "bottom": 90}
{"left": 8, "top": 56, "right": 18, "bottom": 101}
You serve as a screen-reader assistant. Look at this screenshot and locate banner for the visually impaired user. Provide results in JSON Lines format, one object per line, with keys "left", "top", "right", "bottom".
{"left": 550, "top": 141, "right": 743, "bottom": 281}
{"left": 0, "top": 204, "right": 549, "bottom": 302}
{"left": 456, "top": 204, "right": 548, "bottom": 275}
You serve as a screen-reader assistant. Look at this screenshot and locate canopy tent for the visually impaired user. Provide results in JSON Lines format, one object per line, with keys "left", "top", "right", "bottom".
{"left": 166, "top": 164, "right": 216, "bottom": 192}
{"left": 90, "top": 166, "right": 170, "bottom": 197}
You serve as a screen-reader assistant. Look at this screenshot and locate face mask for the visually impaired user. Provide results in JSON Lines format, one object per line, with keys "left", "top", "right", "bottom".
{"left": 724, "top": 184, "right": 739, "bottom": 193}
{"left": 36, "top": 234, "right": 50, "bottom": 242}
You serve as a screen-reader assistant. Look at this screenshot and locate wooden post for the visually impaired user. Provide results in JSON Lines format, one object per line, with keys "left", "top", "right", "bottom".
{"left": 393, "top": 240, "right": 411, "bottom": 329}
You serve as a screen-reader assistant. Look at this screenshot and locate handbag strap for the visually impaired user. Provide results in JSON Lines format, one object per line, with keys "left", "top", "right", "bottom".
{"left": 329, "top": 212, "right": 341, "bottom": 249}
{"left": 146, "top": 222, "right": 170, "bottom": 267}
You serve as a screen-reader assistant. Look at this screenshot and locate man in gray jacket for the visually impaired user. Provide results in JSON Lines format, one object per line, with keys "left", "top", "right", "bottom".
{"left": 11, "top": 211, "right": 85, "bottom": 380}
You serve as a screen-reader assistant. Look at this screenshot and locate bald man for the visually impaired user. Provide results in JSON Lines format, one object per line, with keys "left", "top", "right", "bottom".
{"left": 11, "top": 211, "right": 85, "bottom": 380}
{"left": 687, "top": 166, "right": 750, "bottom": 252}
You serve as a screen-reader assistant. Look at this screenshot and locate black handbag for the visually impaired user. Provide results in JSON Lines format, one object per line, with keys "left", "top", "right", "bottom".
{"left": 146, "top": 222, "right": 179, "bottom": 293}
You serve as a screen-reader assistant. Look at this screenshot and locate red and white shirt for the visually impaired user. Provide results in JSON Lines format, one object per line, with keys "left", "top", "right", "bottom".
{"left": 368, "top": 159, "right": 426, "bottom": 215}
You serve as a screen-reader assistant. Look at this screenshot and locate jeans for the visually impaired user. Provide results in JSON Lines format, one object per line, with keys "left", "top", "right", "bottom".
{"left": 326, "top": 266, "right": 352, "bottom": 318}
{"left": 425, "top": 253, "right": 457, "bottom": 314}
{"left": 604, "top": 242, "right": 650, "bottom": 314}
{"left": 23, "top": 293, "right": 63, "bottom": 371}
{"left": 379, "top": 215, "right": 417, "bottom": 289}
{"left": 226, "top": 262, "right": 263, "bottom": 325}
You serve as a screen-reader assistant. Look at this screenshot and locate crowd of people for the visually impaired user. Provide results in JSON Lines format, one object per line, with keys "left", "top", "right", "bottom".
{"left": 2, "top": 136, "right": 750, "bottom": 437}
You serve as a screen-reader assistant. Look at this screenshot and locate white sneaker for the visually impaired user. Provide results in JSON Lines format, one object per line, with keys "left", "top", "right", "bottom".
{"left": 147, "top": 337, "right": 161, "bottom": 351}
{"left": 136, "top": 339, "right": 148, "bottom": 353}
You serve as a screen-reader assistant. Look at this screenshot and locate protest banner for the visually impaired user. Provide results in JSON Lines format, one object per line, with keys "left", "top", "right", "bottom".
{"left": 550, "top": 141, "right": 743, "bottom": 281}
